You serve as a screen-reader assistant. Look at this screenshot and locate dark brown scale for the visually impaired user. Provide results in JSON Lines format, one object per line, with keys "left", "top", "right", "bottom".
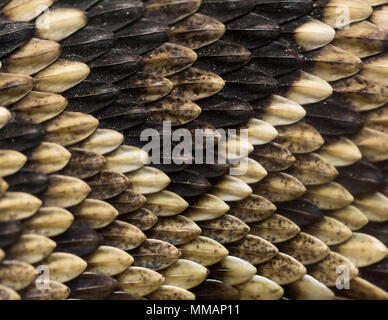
{"left": 88, "top": 48, "right": 143, "bottom": 83}
{"left": 63, "top": 81, "right": 119, "bottom": 114}
{"left": 0, "top": 121, "right": 45, "bottom": 152}
{"left": 304, "top": 98, "right": 364, "bottom": 136}
{"left": 335, "top": 161, "right": 385, "bottom": 196}
{"left": 61, "top": 148, "right": 105, "bottom": 179}
{"left": 0, "top": 19, "right": 34, "bottom": 58}
{"left": 249, "top": 143, "right": 295, "bottom": 173}
{"left": 0, "top": 0, "right": 10, "bottom": 8}
{"left": 86, "top": 170, "right": 130, "bottom": 200}
{"left": 195, "top": 40, "right": 251, "bottom": 75}
{"left": 199, "top": 0, "right": 257, "bottom": 23}
{"left": 5, "top": 169, "right": 48, "bottom": 195}
{"left": 166, "top": 169, "right": 211, "bottom": 198}
{"left": 150, "top": 156, "right": 192, "bottom": 174}
{"left": 197, "top": 94, "right": 253, "bottom": 128}
{"left": 60, "top": 27, "right": 115, "bottom": 63}
{"left": 0, "top": 221, "right": 21, "bottom": 248}
{"left": 309, "top": 0, "right": 333, "bottom": 21}
{"left": 376, "top": 161, "right": 388, "bottom": 185}
{"left": 144, "top": 0, "right": 201, "bottom": 25}
{"left": 119, "top": 208, "right": 158, "bottom": 231}
{"left": 123, "top": 123, "right": 174, "bottom": 146}
{"left": 255, "top": 0, "right": 313, "bottom": 25}
{"left": 191, "top": 279, "right": 239, "bottom": 300}
{"left": 52, "top": 225, "right": 102, "bottom": 257}
{"left": 115, "top": 18, "right": 169, "bottom": 54}
{"left": 223, "top": 13, "right": 280, "bottom": 50}
{"left": 169, "top": 13, "right": 225, "bottom": 50}
{"left": 248, "top": 39, "right": 304, "bottom": 78}
{"left": 88, "top": 0, "right": 144, "bottom": 32}
{"left": 93, "top": 103, "right": 147, "bottom": 131}
{"left": 130, "top": 238, "right": 181, "bottom": 271}
{"left": 108, "top": 187, "right": 147, "bottom": 215}
{"left": 222, "top": 67, "right": 278, "bottom": 102}
{"left": 359, "top": 258, "right": 388, "bottom": 292}
{"left": 277, "top": 198, "right": 323, "bottom": 227}
{"left": 53, "top": 0, "right": 101, "bottom": 10}
{"left": 67, "top": 272, "right": 117, "bottom": 300}
{"left": 190, "top": 161, "right": 231, "bottom": 179}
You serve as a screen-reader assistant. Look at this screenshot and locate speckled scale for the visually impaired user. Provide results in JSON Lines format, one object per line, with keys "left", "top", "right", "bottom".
{"left": 169, "top": 13, "right": 225, "bottom": 50}
{"left": 86, "top": 171, "right": 130, "bottom": 200}
{"left": 117, "top": 74, "right": 173, "bottom": 105}
{"left": 198, "top": 214, "right": 250, "bottom": 244}
{"left": 147, "top": 216, "right": 201, "bottom": 246}
{"left": 146, "top": 97, "right": 202, "bottom": 127}
{"left": 108, "top": 188, "right": 147, "bottom": 215}
{"left": 130, "top": 239, "right": 181, "bottom": 271}
{"left": 249, "top": 143, "right": 295, "bottom": 173}
{"left": 61, "top": 148, "right": 105, "bottom": 179}
{"left": 119, "top": 208, "right": 158, "bottom": 231}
